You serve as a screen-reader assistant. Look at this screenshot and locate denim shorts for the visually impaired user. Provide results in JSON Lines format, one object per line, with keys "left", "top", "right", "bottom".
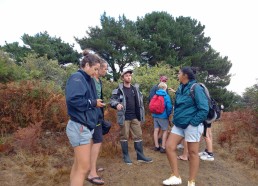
{"left": 66, "top": 120, "right": 94, "bottom": 147}
{"left": 154, "top": 118, "right": 169, "bottom": 130}
{"left": 171, "top": 124, "right": 204, "bottom": 142}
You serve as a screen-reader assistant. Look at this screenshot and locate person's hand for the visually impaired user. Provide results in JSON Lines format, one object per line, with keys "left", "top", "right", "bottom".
{"left": 116, "top": 104, "right": 123, "bottom": 110}
{"left": 168, "top": 88, "right": 176, "bottom": 93}
{"left": 96, "top": 99, "right": 105, "bottom": 108}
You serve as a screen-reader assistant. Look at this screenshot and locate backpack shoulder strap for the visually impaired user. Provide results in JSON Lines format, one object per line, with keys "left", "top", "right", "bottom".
{"left": 199, "top": 83, "right": 211, "bottom": 101}
{"left": 190, "top": 83, "right": 198, "bottom": 100}
{"left": 191, "top": 83, "right": 212, "bottom": 104}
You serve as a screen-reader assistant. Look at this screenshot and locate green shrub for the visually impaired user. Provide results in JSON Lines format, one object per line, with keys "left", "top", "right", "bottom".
{"left": 0, "top": 50, "right": 28, "bottom": 83}
{"left": 22, "top": 53, "right": 78, "bottom": 89}
{"left": 133, "top": 64, "right": 179, "bottom": 102}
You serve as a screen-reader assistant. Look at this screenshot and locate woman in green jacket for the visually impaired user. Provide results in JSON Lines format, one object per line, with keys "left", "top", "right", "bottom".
{"left": 163, "top": 67, "right": 209, "bottom": 186}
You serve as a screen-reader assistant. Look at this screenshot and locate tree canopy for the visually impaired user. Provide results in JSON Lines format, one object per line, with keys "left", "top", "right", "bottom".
{"left": 1, "top": 31, "right": 80, "bottom": 64}
{"left": 76, "top": 11, "right": 233, "bottom": 107}
{"left": 76, "top": 12, "right": 142, "bottom": 81}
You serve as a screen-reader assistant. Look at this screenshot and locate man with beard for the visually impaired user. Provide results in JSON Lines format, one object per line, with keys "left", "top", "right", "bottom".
{"left": 110, "top": 69, "right": 152, "bottom": 165}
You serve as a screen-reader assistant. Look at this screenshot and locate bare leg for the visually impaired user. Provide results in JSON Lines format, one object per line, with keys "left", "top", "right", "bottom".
{"left": 205, "top": 128, "right": 213, "bottom": 152}
{"left": 188, "top": 142, "right": 200, "bottom": 181}
{"left": 70, "top": 158, "right": 76, "bottom": 181}
{"left": 158, "top": 129, "right": 163, "bottom": 140}
{"left": 88, "top": 143, "right": 104, "bottom": 184}
{"left": 70, "top": 143, "right": 91, "bottom": 186}
{"left": 178, "top": 140, "right": 188, "bottom": 160}
{"left": 166, "top": 133, "right": 184, "bottom": 177}
{"left": 154, "top": 128, "right": 160, "bottom": 148}
{"left": 161, "top": 130, "right": 168, "bottom": 149}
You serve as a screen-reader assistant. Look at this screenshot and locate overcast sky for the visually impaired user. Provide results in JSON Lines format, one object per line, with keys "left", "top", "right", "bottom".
{"left": 0, "top": 0, "right": 257, "bottom": 94}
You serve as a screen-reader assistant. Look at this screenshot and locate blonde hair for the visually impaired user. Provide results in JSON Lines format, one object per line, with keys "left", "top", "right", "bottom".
{"left": 158, "top": 82, "right": 167, "bottom": 90}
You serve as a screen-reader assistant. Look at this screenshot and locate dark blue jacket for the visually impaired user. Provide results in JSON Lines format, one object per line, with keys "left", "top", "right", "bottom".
{"left": 152, "top": 89, "right": 173, "bottom": 119}
{"left": 172, "top": 80, "right": 209, "bottom": 129}
{"left": 65, "top": 70, "right": 100, "bottom": 131}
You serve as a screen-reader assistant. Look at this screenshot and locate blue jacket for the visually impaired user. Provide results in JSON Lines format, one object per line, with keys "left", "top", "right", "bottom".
{"left": 65, "top": 70, "right": 100, "bottom": 131}
{"left": 172, "top": 80, "right": 209, "bottom": 129}
{"left": 152, "top": 89, "right": 173, "bottom": 119}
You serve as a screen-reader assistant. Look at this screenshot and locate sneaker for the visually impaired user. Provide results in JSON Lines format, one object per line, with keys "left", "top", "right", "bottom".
{"left": 154, "top": 146, "right": 160, "bottom": 151}
{"left": 163, "top": 175, "right": 182, "bottom": 185}
{"left": 177, "top": 144, "right": 184, "bottom": 149}
{"left": 198, "top": 151, "right": 208, "bottom": 157}
{"left": 200, "top": 154, "right": 214, "bottom": 161}
{"left": 160, "top": 147, "right": 166, "bottom": 153}
{"left": 188, "top": 180, "right": 195, "bottom": 186}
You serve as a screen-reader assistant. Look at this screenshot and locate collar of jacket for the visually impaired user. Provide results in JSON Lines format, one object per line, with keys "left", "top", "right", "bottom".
{"left": 118, "top": 83, "right": 139, "bottom": 90}
{"left": 78, "top": 69, "right": 91, "bottom": 81}
{"left": 180, "top": 80, "right": 197, "bottom": 93}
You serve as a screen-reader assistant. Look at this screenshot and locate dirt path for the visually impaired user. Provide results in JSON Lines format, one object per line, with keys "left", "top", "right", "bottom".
{"left": 94, "top": 144, "right": 257, "bottom": 186}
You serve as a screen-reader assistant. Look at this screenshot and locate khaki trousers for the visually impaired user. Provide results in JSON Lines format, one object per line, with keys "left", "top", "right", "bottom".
{"left": 120, "top": 119, "right": 143, "bottom": 141}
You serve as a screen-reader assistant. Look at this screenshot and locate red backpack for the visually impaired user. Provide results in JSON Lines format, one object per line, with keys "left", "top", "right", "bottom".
{"left": 149, "top": 95, "right": 165, "bottom": 114}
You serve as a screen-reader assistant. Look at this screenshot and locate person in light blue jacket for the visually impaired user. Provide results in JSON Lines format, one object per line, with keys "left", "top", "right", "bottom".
{"left": 163, "top": 67, "right": 209, "bottom": 186}
{"left": 152, "top": 82, "right": 173, "bottom": 153}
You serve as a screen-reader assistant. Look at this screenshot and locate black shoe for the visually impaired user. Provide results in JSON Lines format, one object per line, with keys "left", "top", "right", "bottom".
{"left": 154, "top": 146, "right": 160, "bottom": 151}
{"left": 160, "top": 147, "right": 166, "bottom": 153}
{"left": 120, "top": 141, "right": 132, "bottom": 165}
{"left": 134, "top": 141, "right": 153, "bottom": 163}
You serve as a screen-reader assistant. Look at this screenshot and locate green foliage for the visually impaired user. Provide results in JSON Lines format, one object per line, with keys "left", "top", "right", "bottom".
{"left": 1, "top": 42, "right": 31, "bottom": 63}
{"left": 101, "top": 78, "right": 117, "bottom": 103}
{"left": 22, "top": 54, "right": 78, "bottom": 89}
{"left": 243, "top": 82, "right": 258, "bottom": 110}
{"left": 77, "top": 11, "right": 233, "bottom": 109}
{"left": 0, "top": 50, "right": 28, "bottom": 83}
{"left": 76, "top": 12, "right": 143, "bottom": 81}
{"left": 136, "top": 12, "right": 178, "bottom": 66}
{"left": 133, "top": 64, "right": 179, "bottom": 102}
{"left": 2, "top": 31, "right": 80, "bottom": 64}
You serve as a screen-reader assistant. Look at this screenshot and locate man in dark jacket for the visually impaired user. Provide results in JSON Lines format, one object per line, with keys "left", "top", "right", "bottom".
{"left": 110, "top": 69, "right": 152, "bottom": 165}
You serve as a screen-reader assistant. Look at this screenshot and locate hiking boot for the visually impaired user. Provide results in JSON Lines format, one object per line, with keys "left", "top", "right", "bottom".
{"left": 154, "top": 146, "right": 160, "bottom": 151}
{"left": 160, "top": 147, "right": 166, "bottom": 153}
{"left": 120, "top": 141, "right": 132, "bottom": 165}
{"left": 188, "top": 180, "right": 195, "bottom": 186}
{"left": 163, "top": 175, "right": 182, "bottom": 185}
{"left": 200, "top": 154, "right": 214, "bottom": 161}
{"left": 134, "top": 141, "right": 153, "bottom": 163}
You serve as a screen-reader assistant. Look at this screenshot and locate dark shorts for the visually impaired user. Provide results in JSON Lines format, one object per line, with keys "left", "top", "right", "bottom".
{"left": 92, "top": 123, "right": 103, "bottom": 144}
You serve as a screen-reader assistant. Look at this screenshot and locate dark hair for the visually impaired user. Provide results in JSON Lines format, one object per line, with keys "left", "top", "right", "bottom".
{"left": 181, "top": 67, "right": 197, "bottom": 80}
{"left": 80, "top": 49, "right": 101, "bottom": 68}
